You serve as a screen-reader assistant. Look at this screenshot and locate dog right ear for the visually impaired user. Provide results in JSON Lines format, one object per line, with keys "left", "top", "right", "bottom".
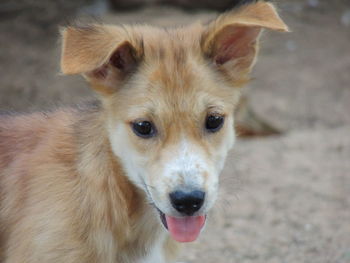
{"left": 61, "top": 25, "right": 143, "bottom": 94}
{"left": 201, "top": 1, "right": 289, "bottom": 85}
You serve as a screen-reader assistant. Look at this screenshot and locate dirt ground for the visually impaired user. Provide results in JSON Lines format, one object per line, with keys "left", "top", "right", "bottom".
{"left": 0, "top": 0, "right": 349, "bottom": 262}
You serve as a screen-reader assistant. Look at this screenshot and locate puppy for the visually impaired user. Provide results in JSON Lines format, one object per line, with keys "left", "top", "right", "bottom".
{"left": 0, "top": 1, "right": 288, "bottom": 262}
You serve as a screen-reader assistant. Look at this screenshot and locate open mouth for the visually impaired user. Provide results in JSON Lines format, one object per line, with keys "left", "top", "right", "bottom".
{"left": 157, "top": 208, "right": 206, "bottom": 243}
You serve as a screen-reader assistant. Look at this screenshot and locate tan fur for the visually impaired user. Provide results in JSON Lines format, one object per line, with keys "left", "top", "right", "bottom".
{"left": 0, "top": 1, "right": 287, "bottom": 262}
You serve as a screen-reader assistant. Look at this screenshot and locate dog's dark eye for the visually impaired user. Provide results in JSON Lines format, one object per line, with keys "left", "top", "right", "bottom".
{"left": 205, "top": 115, "right": 224, "bottom": 132}
{"left": 132, "top": 121, "right": 156, "bottom": 138}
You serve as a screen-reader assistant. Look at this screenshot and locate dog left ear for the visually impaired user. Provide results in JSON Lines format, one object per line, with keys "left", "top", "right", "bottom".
{"left": 201, "top": 1, "right": 289, "bottom": 83}
{"left": 61, "top": 25, "right": 143, "bottom": 94}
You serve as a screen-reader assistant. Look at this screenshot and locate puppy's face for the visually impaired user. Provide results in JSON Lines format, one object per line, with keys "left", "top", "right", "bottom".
{"left": 61, "top": 1, "right": 288, "bottom": 243}
{"left": 105, "top": 43, "right": 238, "bottom": 235}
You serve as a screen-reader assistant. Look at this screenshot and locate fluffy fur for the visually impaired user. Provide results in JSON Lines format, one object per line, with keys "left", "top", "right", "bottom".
{"left": 0, "top": 2, "right": 288, "bottom": 262}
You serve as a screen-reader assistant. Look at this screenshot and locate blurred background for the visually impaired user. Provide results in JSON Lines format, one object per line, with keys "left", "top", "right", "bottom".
{"left": 0, "top": 0, "right": 349, "bottom": 262}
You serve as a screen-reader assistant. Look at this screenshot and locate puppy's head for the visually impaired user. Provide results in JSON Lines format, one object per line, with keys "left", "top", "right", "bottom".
{"left": 61, "top": 1, "right": 288, "bottom": 243}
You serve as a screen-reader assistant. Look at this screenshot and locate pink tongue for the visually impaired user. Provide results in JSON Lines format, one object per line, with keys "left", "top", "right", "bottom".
{"left": 165, "top": 215, "right": 206, "bottom": 243}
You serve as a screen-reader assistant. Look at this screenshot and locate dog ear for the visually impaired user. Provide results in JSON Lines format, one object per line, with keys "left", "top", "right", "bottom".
{"left": 61, "top": 25, "right": 143, "bottom": 94}
{"left": 201, "top": 1, "right": 289, "bottom": 84}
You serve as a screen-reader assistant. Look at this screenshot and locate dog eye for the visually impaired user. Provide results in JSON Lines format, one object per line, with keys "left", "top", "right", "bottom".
{"left": 132, "top": 121, "right": 156, "bottom": 138}
{"left": 205, "top": 115, "right": 224, "bottom": 132}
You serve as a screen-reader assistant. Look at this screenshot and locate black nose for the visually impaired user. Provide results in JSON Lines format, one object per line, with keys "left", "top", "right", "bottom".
{"left": 169, "top": 190, "right": 205, "bottom": 216}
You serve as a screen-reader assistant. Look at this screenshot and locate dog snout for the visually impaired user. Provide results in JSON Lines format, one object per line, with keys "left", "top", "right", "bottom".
{"left": 169, "top": 190, "right": 205, "bottom": 216}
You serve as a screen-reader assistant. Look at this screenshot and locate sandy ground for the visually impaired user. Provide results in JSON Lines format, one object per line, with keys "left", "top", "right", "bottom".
{"left": 0, "top": 0, "right": 349, "bottom": 262}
